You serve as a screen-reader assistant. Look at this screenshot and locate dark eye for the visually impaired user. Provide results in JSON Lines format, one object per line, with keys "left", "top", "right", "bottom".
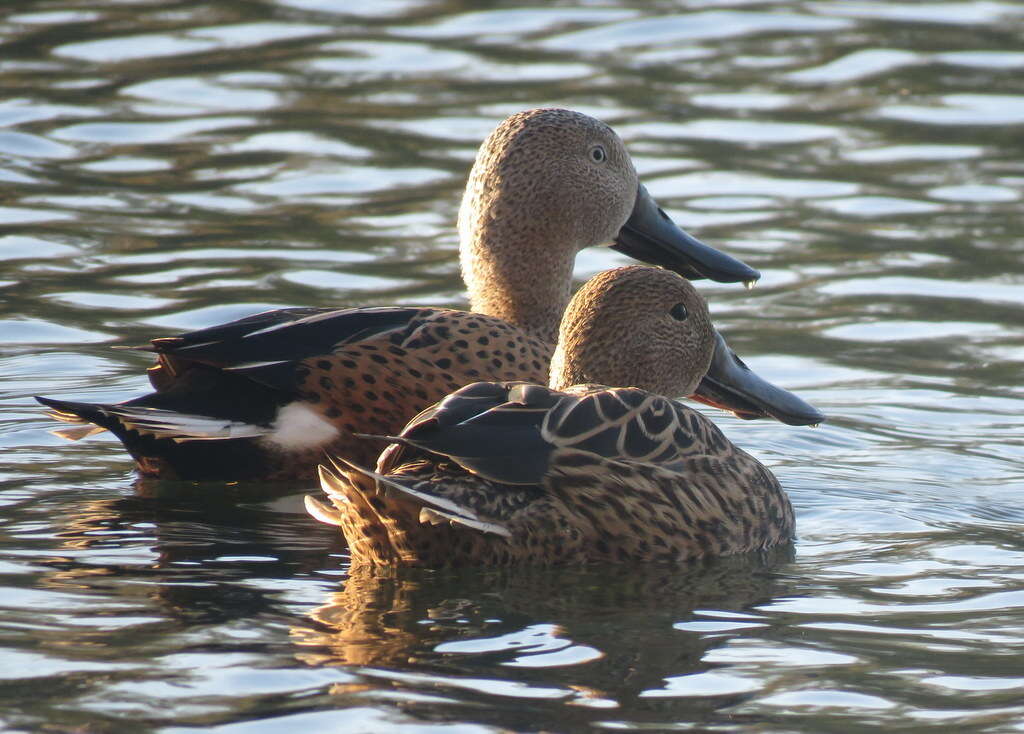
{"left": 669, "top": 303, "right": 688, "bottom": 321}
{"left": 589, "top": 145, "right": 607, "bottom": 163}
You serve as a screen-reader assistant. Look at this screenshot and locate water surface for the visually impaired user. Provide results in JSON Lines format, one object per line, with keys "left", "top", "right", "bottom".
{"left": 3, "top": 1, "right": 1024, "bottom": 731}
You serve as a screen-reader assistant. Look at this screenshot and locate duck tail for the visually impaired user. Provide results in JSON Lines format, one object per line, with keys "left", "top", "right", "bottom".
{"left": 34, "top": 395, "right": 283, "bottom": 480}
{"left": 36, "top": 396, "right": 266, "bottom": 441}
{"left": 312, "top": 455, "right": 510, "bottom": 565}
{"left": 34, "top": 396, "right": 111, "bottom": 440}
{"left": 36, "top": 396, "right": 110, "bottom": 433}
{"left": 330, "top": 455, "right": 511, "bottom": 538}
{"left": 310, "top": 458, "right": 388, "bottom": 564}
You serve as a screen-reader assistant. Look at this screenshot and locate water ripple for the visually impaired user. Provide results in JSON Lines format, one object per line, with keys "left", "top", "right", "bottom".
{"left": 3, "top": 1, "right": 1024, "bottom": 732}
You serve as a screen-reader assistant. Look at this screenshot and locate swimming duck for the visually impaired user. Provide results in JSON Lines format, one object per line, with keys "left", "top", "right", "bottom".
{"left": 308, "top": 265, "right": 822, "bottom": 566}
{"left": 37, "top": 108, "right": 767, "bottom": 482}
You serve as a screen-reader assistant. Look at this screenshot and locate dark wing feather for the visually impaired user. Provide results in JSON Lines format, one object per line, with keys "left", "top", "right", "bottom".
{"left": 387, "top": 381, "right": 566, "bottom": 485}
{"left": 151, "top": 306, "right": 426, "bottom": 393}
{"left": 374, "top": 381, "right": 520, "bottom": 473}
{"left": 408, "top": 381, "right": 519, "bottom": 430}
{"left": 149, "top": 307, "right": 333, "bottom": 351}
{"left": 381, "top": 384, "right": 716, "bottom": 487}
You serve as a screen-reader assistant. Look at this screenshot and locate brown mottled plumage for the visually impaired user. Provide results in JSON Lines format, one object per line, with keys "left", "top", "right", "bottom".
{"left": 308, "top": 266, "right": 804, "bottom": 566}
{"left": 36, "top": 109, "right": 761, "bottom": 481}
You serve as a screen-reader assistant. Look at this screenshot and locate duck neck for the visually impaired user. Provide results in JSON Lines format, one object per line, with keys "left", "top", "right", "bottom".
{"left": 461, "top": 230, "right": 576, "bottom": 346}
{"left": 548, "top": 323, "right": 601, "bottom": 392}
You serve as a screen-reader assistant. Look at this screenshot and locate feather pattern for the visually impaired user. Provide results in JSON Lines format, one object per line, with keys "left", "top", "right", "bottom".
{"left": 37, "top": 307, "right": 550, "bottom": 479}
{"left": 35, "top": 109, "right": 761, "bottom": 481}
{"left": 317, "top": 381, "right": 791, "bottom": 565}
{"left": 312, "top": 267, "right": 805, "bottom": 566}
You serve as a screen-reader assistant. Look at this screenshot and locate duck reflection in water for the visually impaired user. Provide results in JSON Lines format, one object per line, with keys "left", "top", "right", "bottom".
{"left": 308, "top": 267, "right": 823, "bottom": 566}
{"left": 38, "top": 488, "right": 339, "bottom": 627}
{"left": 292, "top": 550, "right": 794, "bottom": 706}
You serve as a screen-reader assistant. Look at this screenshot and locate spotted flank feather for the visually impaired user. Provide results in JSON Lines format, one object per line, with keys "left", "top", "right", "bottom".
{"left": 36, "top": 306, "right": 551, "bottom": 480}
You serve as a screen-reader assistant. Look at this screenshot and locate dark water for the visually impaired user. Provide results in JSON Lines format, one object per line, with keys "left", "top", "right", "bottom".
{"left": 3, "top": 1, "right": 1024, "bottom": 731}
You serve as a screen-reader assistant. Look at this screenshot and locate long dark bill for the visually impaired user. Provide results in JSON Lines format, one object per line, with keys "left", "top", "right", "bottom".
{"left": 691, "top": 332, "right": 825, "bottom": 427}
{"left": 611, "top": 184, "right": 760, "bottom": 285}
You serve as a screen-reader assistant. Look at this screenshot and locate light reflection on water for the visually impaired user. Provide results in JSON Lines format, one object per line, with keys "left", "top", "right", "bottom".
{"left": 2, "top": 0, "right": 1024, "bottom": 731}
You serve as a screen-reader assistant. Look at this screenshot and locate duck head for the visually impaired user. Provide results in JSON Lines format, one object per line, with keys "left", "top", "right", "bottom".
{"left": 550, "top": 265, "right": 823, "bottom": 426}
{"left": 459, "top": 109, "right": 758, "bottom": 343}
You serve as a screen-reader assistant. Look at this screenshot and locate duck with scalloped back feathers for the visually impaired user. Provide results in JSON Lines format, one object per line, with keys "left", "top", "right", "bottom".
{"left": 37, "top": 108, "right": 780, "bottom": 482}
{"left": 308, "top": 266, "right": 824, "bottom": 566}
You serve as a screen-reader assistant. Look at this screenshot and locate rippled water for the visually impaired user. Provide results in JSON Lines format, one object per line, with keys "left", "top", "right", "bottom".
{"left": 3, "top": 1, "right": 1024, "bottom": 731}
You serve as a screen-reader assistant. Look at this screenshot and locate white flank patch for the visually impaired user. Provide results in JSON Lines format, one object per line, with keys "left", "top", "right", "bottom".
{"left": 265, "top": 402, "right": 340, "bottom": 450}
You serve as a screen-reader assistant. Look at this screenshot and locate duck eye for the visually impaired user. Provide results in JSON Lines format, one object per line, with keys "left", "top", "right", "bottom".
{"left": 589, "top": 145, "right": 607, "bottom": 163}
{"left": 669, "top": 303, "right": 688, "bottom": 321}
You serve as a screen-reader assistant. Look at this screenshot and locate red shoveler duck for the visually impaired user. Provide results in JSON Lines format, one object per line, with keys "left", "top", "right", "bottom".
{"left": 37, "top": 108, "right": 768, "bottom": 482}
{"left": 308, "top": 266, "right": 823, "bottom": 566}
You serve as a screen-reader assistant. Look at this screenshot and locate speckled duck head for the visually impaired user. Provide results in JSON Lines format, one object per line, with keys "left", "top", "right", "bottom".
{"left": 550, "top": 265, "right": 825, "bottom": 425}
{"left": 458, "top": 108, "right": 759, "bottom": 344}
{"left": 549, "top": 265, "right": 715, "bottom": 396}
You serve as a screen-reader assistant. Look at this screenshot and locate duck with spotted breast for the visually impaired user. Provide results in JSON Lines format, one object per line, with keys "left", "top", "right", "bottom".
{"left": 37, "top": 109, "right": 788, "bottom": 482}
{"left": 308, "top": 266, "right": 823, "bottom": 566}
